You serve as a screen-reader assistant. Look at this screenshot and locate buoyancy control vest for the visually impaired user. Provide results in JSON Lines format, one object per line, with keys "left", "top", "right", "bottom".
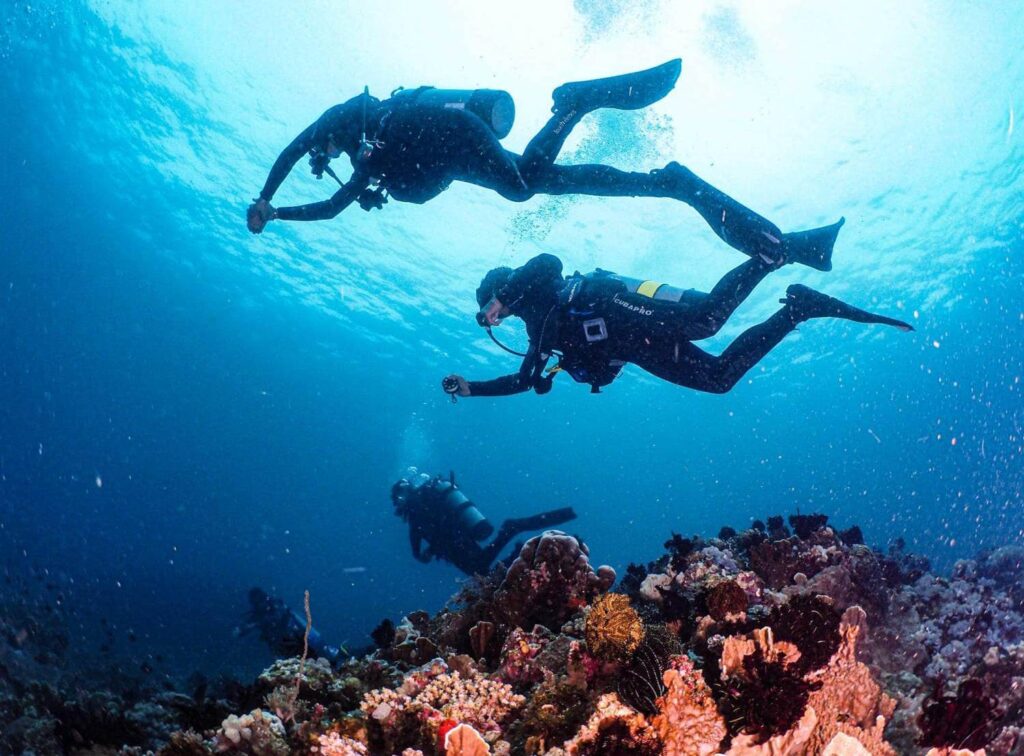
{"left": 552, "top": 273, "right": 628, "bottom": 393}
{"left": 552, "top": 270, "right": 696, "bottom": 393}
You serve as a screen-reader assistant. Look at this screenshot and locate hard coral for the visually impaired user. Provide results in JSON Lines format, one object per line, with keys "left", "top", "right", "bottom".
{"left": 213, "top": 709, "right": 289, "bottom": 755}
{"left": 584, "top": 593, "right": 644, "bottom": 662}
{"left": 361, "top": 661, "right": 525, "bottom": 753}
{"left": 557, "top": 693, "right": 660, "bottom": 755}
{"left": 719, "top": 607, "right": 897, "bottom": 755}
{"left": 495, "top": 531, "right": 615, "bottom": 631}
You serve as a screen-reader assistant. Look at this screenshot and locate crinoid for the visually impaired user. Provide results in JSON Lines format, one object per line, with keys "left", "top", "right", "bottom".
{"left": 704, "top": 580, "right": 748, "bottom": 621}
{"left": 616, "top": 626, "right": 681, "bottom": 714}
{"left": 771, "top": 594, "right": 842, "bottom": 674}
{"left": 918, "top": 678, "right": 997, "bottom": 751}
{"left": 585, "top": 593, "right": 644, "bottom": 662}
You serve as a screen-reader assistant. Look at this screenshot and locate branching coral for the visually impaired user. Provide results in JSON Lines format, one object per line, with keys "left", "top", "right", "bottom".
{"left": 361, "top": 661, "right": 525, "bottom": 753}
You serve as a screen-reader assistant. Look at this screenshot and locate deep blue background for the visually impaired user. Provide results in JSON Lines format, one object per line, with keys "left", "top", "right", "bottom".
{"left": 1, "top": 1, "right": 1021, "bottom": 679}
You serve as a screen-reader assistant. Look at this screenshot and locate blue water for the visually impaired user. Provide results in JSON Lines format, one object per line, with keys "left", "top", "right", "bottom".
{"left": 1, "top": 1, "right": 1022, "bottom": 679}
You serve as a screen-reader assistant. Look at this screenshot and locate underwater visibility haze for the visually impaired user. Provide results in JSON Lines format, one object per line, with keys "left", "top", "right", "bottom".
{"left": 1, "top": 1, "right": 1023, "bottom": 752}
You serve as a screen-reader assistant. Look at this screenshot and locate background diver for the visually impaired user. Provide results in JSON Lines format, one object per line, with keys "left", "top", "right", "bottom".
{"left": 237, "top": 588, "right": 351, "bottom": 666}
{"left": 245, "top": 60, "right": 841, "bottom": 274}
{"left": 441, "top": 249, "right": 914, "bottom": 398}
{"left": 391, "top": 468, "right": 576, "bottom": 576}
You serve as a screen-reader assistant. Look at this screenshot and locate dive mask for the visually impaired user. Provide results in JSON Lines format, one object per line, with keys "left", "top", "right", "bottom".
{"left": 476, "top": 296, "right": 508, "bottom": 327}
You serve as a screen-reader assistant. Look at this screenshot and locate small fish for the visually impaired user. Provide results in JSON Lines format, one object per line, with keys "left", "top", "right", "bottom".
{"left": 341, "top": 566, "right": 367, "bottom": 574}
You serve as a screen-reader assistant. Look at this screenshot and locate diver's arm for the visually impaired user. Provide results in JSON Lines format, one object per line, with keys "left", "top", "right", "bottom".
{"left": 258, "top": 121, "right": 320, "bottom": 203}
{"left": 496, "top": 253, "right": 563, "bottom": 310}
{"left": 275, "top": 173, "right": 370, "bottom": 221}
{"left": 466, "top": 373, "right": 532, "bottom": 397}
{"left": 465, "top": 346, "right": 551, "bottom": 397}
{"left": 410, "top": 528, "right": 431, "bottom": 563}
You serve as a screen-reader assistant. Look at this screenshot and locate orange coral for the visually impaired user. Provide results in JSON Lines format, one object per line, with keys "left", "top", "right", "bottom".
{"left": 724, "top": 606, "right": 897, "bottom": 756}
{"left": 652, "top": 659, "right": 727, "bottom": 756}
{"left": 584, "top": 593, "right": 644, "bottom": 661}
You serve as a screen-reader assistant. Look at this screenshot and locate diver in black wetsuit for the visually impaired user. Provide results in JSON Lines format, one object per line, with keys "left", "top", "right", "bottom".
{"left": 245, "top": 60, "right": 841, "bottom": 273}
{"left": 442, "top": 249, "right": 914, "bottom": 398}
{"left": 237, "top": 588, "right": 346, "bottom": 665}
{"left": 391, "top": 469, "right": 576, "bottom": 576}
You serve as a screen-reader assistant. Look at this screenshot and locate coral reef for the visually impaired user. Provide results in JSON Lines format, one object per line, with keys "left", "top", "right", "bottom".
{"left": 5, "top": 519, "right": 1024, "bottom": 755}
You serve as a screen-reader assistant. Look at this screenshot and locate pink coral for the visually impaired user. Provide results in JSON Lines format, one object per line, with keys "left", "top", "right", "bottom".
{"left": 361, "top": 660, "right": 524, "bottom": 753}
{"left": 497, "top": 625, "right": 554, "bottom": 686}
{"left": 495, "top": 531, "right": 615, "bottom": 630}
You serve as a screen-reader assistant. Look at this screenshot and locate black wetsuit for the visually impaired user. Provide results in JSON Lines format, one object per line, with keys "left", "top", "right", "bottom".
{"left": 402, "top": 482, "right": 575, "bottom": 575}
{"left": 469, "top": 252, "right": 804, "bottom": 396}
{"left": 258, "top": 94, "right": 682, "bottom": 220}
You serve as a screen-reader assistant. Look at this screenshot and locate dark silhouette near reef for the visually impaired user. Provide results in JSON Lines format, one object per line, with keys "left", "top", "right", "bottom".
{"left": 391, "top": 468, "right": 576, "bottom": 576}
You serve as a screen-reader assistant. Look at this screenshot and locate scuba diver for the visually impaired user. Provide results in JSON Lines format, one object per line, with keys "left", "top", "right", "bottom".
{"left": 237, "top": 588, "right": 347, "bottom": 666}
{"left": 441, "top": 249, "right": 914, "bottom": 398}
{"left": 245, "top": 60, "right": 842, "bottom": 274}
{"left": 391, "top": 468, "right": 577, "bottom": 576}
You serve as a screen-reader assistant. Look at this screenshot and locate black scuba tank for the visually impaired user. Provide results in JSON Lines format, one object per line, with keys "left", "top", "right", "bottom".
{"left": 431, "top": 480, "right": 494, "bottom": 541}
{"left": 390, "top": 87, "right": 515, "bottom": 138}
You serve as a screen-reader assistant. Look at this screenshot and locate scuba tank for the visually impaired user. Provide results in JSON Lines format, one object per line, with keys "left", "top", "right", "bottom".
{"left": 401, "top": 468, "right": 494, "bottom": 541}
{"left": 431, "top": 476, "right": 494, "bottom": 541}
{"left": 390, "top": 87, "right": 515, "bottom": 138}
{"left": 600, "top": 272, "right": 691, "bottom": 303}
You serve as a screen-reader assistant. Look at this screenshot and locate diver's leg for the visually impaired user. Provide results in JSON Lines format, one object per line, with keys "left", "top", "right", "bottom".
{"left": 681, "top": 256, "right": 780, "bottom": 339}
{"left": 518, "top": 59, "right": 682, "bottom": 185}
{"left": 525, "top": 163, "right": 675, "bottom": 197}
{"left": 517, "top": 110, "right": 587, "bottom": 179}
{"left": 652, "top": 162, "right": 844, "bottom": 271}
{"left": 633, "top": 308, "right": 799, "bottom": 394}
{"left": 782, "top": 284, "right": 914, "bottom": 331}
{"left": 482, "top": 508, "right": 577, "bottom": 565}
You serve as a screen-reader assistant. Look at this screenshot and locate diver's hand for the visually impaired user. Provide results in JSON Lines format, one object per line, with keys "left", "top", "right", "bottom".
{"left": 357, "top": 188, "right": 388, "bottom": 212}
{"left": 442, "top": 375, "right": 471, "bottom": 397}
{"left": 247, "top": 198, "right": 276, "bottom": 234}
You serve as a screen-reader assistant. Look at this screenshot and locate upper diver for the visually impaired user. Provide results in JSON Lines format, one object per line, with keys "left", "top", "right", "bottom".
{"left": 441, "top": 245, "right": 914, "bottom": 398}
{"left": 391, "top": 468, "right": 576, "bottom": 576}
{"left": 245, "top": 59, "right": 839, "bottom": 274}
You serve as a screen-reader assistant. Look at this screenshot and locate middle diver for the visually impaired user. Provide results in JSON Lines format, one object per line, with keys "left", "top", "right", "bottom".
{"left": 391, "top": 468, "right": 576, "bottom": 576}
{"left": 442, "top": 246, "right": 914, "bottom": 397}
{"left": 247, "top": 60, "right": 842, "bottom": 274}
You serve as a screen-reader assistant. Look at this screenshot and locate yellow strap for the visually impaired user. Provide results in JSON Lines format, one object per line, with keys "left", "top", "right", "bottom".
{"left": 546, "top": 365, "right": 563, "bottom": 376}
{"left": 636, "top": 280, "right": 663, "bottom": 298}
